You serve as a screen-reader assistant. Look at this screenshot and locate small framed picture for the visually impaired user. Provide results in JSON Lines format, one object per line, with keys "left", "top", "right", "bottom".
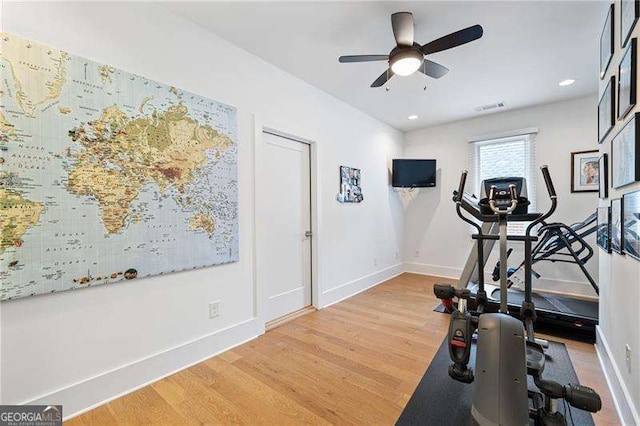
{"left": 618, "top": 38, "right": 637, "bottom": 120}
{"left": 597, "top": 206, "right": 612, "bottom": 253}
{"left": 337, "top": 165, "right": 363, "bottom": 203}
{"left": 621, "top": 0, "right": 640, "bottom": 48}
{"left": 611, "top": 198, "right": 624, "bottom": 254}
{"left": 571, "top": 150, "right": 600, "bottom": 193}
{"left": 601, "top": 4, "right": 615, "bottom": 78}
{"left": 599, "top": 153, "right": 609, "bottom": 199}
{"left": 611, "top": 113, "right": 640, "bottom": 188}
{"left": 623, "top": 189, "right": 640, "bottom": 260}
{"left": 599, "top": 76, "right": 615, "bottom": 143}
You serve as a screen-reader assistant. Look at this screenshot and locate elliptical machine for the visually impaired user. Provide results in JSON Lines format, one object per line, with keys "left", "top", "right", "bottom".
{"left": 433, "top": 166, "right": 602, "bottom": 425}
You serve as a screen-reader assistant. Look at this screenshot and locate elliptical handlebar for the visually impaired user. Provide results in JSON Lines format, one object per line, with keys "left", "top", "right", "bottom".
{"left": 527, "top": 165, "right": 558, "bottom": 237}
{"left": 454, "top": 169, "right": 483, "bottom": 234}
{"left": 541, "top": 165, "right": 557, "bottom": 199}
{"left": 455, "top": 170, "right": 468, "bottom": 203}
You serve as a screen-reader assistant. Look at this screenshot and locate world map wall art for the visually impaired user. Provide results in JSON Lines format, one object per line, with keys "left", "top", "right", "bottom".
{"left": 0, "top": 33, "right": 239, "bottom": 301}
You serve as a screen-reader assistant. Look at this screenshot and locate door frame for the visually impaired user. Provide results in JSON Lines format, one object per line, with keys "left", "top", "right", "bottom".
{"left": 253, "top": 122, "right": 319, "bottom": 328}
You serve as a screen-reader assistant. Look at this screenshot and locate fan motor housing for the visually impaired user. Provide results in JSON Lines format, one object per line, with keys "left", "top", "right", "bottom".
{"left": 389, "top": 43, "right": 424, "bottom": 62}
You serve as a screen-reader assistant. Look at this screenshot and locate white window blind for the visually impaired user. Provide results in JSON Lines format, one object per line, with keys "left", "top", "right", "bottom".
{"left": 469, "top": 133, "right": 537, "bottom": 235}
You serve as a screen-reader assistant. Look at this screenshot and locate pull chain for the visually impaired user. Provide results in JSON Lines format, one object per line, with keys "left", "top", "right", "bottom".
{"left": 385, "top": 68, "right": 390, "bottom": 91}
{"left": 423, "top": 61, "right": 427, "bottom": 91}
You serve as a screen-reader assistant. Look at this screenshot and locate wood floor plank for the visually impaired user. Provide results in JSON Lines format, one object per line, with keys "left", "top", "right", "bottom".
{"left": 231, "top": 346, "right": 362, "bottom": 424}
{"left": 106, "top": 385, "right": 187, "bottom": 425}
{"left": 158, "top": 369, "right": 252, "bottom": 424}
{"left": 67, "top": 273, "right": 618, "bottom": 425}
{"left": 202, "top": 357, "right": 329, "bottom": 425}
{"left": 243, "top": 338, "right": 401, "bottom": 423}
{"left": 64, "top": 405, "right": 118, "bottom": 426}
{"left": 276, "top": 323, "right": 426, "bottom": 380}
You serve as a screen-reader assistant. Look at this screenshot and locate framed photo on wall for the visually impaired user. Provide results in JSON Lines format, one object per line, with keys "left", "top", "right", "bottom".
{"left": 611, "top": 113, "right": 640, "bottom": 188}
{"left": 599, "top": 153, "right": 609, "bottom": 199}
{"left": 571, "top": 150, "right": 600, "bottom": 193}
{"left": 622, "top": 0, "right": 640, "bottom": 48}
{"left": 598, "top": 76, "right": 615, "bottom": 143}
{"left": 597, "top": 206, "right": 612, "bottom": 253}
{"left": 611, "top": 198, "right": 624, "bottom": 254}
{"left": 337, "top": 165, "right": 363, "bottom": 203}
{"left": 601, "top": 4, "right": 614, "bottom": 78}
{"left": 618, "top": 38, "right": 637, "bottom": 120}
{"left": 623, "top": 189, "right": 640, "bottom": 260}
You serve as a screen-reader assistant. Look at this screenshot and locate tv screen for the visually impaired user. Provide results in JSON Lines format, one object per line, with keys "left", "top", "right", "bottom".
{"left": 392, "top": 159, "right": 437, "bottom": 188}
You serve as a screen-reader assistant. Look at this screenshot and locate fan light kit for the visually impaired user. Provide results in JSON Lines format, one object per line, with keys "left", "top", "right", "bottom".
{"left": 558, "top": 79, "right": 576, "bottom": 87}
{"left": 339, "top": 12, "right": 483, "bottom": 88}
{"left": 391, "top": 50, "right": 424, "bottom": 76}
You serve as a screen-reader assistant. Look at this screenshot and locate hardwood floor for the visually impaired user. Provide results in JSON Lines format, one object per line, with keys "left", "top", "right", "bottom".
{"left": 67, "top": 273, "right": 619, "bottom": 425}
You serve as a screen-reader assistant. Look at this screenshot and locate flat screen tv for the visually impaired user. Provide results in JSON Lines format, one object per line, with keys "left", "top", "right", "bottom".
{"left": 392, "top": 159, "right": 437, "bottom": 188}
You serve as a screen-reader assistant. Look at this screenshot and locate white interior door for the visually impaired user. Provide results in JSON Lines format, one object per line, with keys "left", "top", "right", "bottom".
{"left": 261, "top": 131, "right": 312, "bottom": 323}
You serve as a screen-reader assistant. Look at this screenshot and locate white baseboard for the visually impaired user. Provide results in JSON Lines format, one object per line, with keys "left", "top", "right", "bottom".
{"left": 321, "top": 263, "right": 404, "bottom": 308}
{"left": 28, "top": 317, "right": 264, "bottom": 421}
{"left": 403, "top": 262, "right": 460, "bottom": 280}
{"left": 596, "top": 325, "right": 639, "bottom": 425}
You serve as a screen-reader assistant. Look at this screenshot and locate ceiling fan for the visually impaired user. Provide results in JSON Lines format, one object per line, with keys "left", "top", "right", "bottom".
{"left": 339, "top": 12, "right": 483, "bottom": 88}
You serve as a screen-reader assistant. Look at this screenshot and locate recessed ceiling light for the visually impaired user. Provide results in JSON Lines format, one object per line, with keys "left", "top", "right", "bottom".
{"left": 559, "top": 79, "right": 576, "bottom": 87}
{"left": 408, "top": 115, "right": 418, "bottom": 120}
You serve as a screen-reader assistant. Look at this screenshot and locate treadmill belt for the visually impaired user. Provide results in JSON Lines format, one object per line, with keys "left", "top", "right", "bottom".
{"left": 543, "top": 295, "right": 573, "bottom": 313}
{"left": 489, "top": 288, "right": 598, "bottom": 319}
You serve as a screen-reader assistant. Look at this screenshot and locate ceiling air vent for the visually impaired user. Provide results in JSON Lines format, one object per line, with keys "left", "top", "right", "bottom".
{"left": 474, "top": 102, "right": 506, "bottom": 112}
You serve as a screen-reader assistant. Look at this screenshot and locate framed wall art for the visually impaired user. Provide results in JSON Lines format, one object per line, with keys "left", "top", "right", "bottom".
{"left": 611, "top": 113, "right": 640, "bottom": 188}
{"left": 622, "top": 0, "right": 640, "bottom": 48}
{"left": 599, "top": 153, "right": 609, "bottom": 199}
{"left": 337, "top": 166, "right": 363, "bottom": 203}
{"left": 601, "top": 4, "right": 614, "bottom": 78}
{"left": 618, "top": 38, "right": 637, "bottom": 119}
{"left": 0, "top": 33, "right": 239, "bottom": 301}
{"left": 611, "top": 198, "right": 624, "bottom": 254}
{"left": 597, "top": 206, "right": 612, "bottom": 253}
{"left": 599, "top": 76, "right": 615, "bottom": 143}
{"left": 623, "top": 189, "right": 640, "bottom": 260}
{"left": 571, "top": 150, "right": 600, "bottom": 193}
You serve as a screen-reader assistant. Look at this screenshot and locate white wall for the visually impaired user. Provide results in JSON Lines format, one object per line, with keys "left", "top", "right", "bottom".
{"left": 403, "top": 96, "right": 599, "bottom": 297}
{"left": 596, "top": 1, "right": 640, "bottom": 423}
{"left": 0, "top": 2, "right": 404, "bottom": 417}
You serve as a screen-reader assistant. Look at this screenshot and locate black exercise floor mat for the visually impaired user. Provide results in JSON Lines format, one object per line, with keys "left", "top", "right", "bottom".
{"left": 396, "top": 338, "right": 594, "bottom": 426}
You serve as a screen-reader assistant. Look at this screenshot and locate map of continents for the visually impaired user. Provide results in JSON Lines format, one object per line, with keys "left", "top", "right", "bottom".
{"left": 0, "top": 33, "right": 238, "bottom": 301}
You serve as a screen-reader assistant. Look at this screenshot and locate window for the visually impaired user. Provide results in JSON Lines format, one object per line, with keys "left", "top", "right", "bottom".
{"left": 469, "top": 133, "right": 537, "bottom": 234}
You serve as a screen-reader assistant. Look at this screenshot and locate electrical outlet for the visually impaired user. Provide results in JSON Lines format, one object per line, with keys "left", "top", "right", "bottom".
{"left": 414, "top": 250, "right": 420, "bottom": 258}
{"left": 395, "top": 251, "right": 400, "bottom": 259}
{"left": 626, "top": 344, "right": 632, "bottom": 374}
{"left": 209, "top": 301, "right": 220, "bottom": 319}
{"left": 373, "top": 257, "right": 378, "bottom": 266}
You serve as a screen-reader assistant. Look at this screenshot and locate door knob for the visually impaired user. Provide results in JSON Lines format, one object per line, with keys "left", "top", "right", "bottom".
{"left": 304, "top": 231, "right": 313, "bottom": 237}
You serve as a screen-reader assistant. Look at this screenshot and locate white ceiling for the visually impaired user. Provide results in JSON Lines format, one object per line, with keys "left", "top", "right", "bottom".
{"left": 165, "top": 1, "right": 608, "bottom": 131}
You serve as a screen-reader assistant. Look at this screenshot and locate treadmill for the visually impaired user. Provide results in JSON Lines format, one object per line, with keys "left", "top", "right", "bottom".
{"left": 455, "top": 190, "right": 598, "bottom": 340}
